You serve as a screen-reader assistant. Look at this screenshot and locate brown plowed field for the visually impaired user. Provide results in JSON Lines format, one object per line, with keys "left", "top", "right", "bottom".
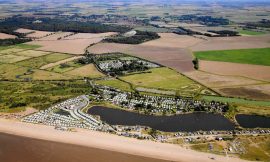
{"left": 27, "top": 38, "right": 103, "bottom": 54}
{"left": 141, "top": 33, "right": 203, "bottom": 48}
{"left": 0, "top": 33, "right": 16, "bottom": 39}
{"left": 125, "top": 46, "right": 195, "bottom": 72}
{"left": 184, "top": 71, "right": 262, "bottom": 88}
{"left": 88, "top": 42, "right": 195, "bottom": 72}
{"left": 199, "top": 60, "right": 270, "bottom": 81}
{"left": 191, "top": 35, "right": 270, "bottom": 51}
{"left": 217, "top": 86, "right": 270, "bottom": 101}
{"left": 63, "top": 32, "right": 116, "bottom": 40}
{"left": 87, "top": 43, "right": 133, "bottom": 54}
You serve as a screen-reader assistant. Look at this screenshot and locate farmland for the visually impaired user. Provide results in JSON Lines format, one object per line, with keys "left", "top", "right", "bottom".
{"left": 64, "top": 64, "right": 105, "bottom": 78}
{"left": 191, "top": 35, "right": 270, "bottom": 51}
{"left": 198, "top": 60, "right": 270, "bottom": 81}
{"left": 120, "top": 67, "right": 206, "bottom": 97}
{"left": 194, "top": 48, "right": 270, "bottom": 66}
{"left": 95, "top": 78, "right": 133, "bottom": 92}
{"left": 17, "top": 53, "right": 72, "bottom": 69}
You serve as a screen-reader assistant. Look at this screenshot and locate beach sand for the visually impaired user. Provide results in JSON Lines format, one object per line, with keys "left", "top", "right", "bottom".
{"left": 0, "top": 119, "right": 247, "bottom": 162}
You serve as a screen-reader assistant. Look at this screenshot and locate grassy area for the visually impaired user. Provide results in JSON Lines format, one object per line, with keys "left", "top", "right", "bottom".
{"left": 236, "top": 135, "right": 270, "bottom": 161}
{"left": 47, "top": 61, "right": 82, "bottom": 73}
{"left": 0, "top": 80, "right": 90, "bottom": 112}
{"left": 120, "top": 67, "right": 203, "bottom": 96}
{"left": 238, "top": 29, "right": 266, "bottom": 35}
{"left": 17, "top": 53, "right": 72, "bottom": 68}
{"left": 64, "top": 64, "right": 105, "bottom": 78}
{"left": 190, "top": 142, "right": 226, "bottom": 155}
{"left": 95, "top": 78, "right": 133, "bottom": 92}
{"left": 195, "top": 48, "right": 270, "bottom": 66}
{"left": 202, "top": 96, "right": 270, "bottom": 107}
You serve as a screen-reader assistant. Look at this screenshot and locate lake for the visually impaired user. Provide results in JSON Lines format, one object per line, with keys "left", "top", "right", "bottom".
{"left": 236, "top": 114, "right": 270, "bottom": 128}
{"left": 88, "top": 106, "right": 235, "bottom": 132}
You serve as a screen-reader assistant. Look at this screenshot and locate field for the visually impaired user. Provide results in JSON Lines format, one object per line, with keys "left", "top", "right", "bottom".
{"left": 236, "top": 136, "right": 270, "bottom": 161}
{"left": 238, "top": 29, "right": 266, "bottom": 36}
{"left": 14, "top": 50, "right": 51, "bottom": 57}
{"left": 141, "top": 33, "right": 203, "bottom": 48}
{"left": 15, "top": 28, "right": 54, "bottom": 39}
{"left": 202, "top": 96, "right": 270, "bottom": 107}
{"left": 217, "top": 86, "right": 270, "bottom": 101}
{"left": 95, "top": 78, "right": 133, "bottom": 92}
{"left": 191, "top": 35, "right": 270, "bottom": 51}
{"left": 87, "top": 43, "right": 133, "bottom": 54}
{"left": 0, "top": 54, "right": 30, "bottom": 63}
{"left": 25, "top": 31, "right": 116, "bottom": 54}
{"left": 0, "top": 33, "right": 16, "bottom": 39}
{"left": 40, "top": 56, "right": 83, "bottom": 70}
{"left": 184, "top": 70, "right": 270, "bottom": 101}
{"left": 17, "top": 53, "right": 72, "bottom": 69}
{"left": 0, "top": 80, "right": 90, "bottom": 112}
{"left": 120, "top": 67, "right": 205, "bottom": 96}
{"left": 25, "top": 31, "right": 54, "bottom": 39}
{"left": 199, "top": 60, "right": 270, "bottom": 81}
{"left": 64, "top": 64, "right": 105, "bottom": 78}
{"left": 195, "top": 48, "right": 270, "bottom": 66}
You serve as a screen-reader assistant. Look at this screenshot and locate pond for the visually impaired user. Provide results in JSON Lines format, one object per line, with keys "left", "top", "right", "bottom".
{"left": 88, "top": 106, "right": 235, "bottom": 132}
{"left": 236, "top": 114, "right": 270, "bottom": 128}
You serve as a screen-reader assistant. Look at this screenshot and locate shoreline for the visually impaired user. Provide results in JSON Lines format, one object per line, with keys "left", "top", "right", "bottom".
{"left": 0, "top": 119, "right": 247, "bottom": 162}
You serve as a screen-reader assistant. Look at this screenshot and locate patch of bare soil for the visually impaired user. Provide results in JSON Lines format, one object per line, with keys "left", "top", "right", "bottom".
{"left": 184, "top": 71, "right": 262, "bottom": 88}
{"left": 218, "top": 87, "right": 270, "bottom": 101}
{"left": 0, "top": 33, "right": 17, "bottom": 39}
{"left": 199, "top": 60, "right": 270, "bottom": 81}
{"left": 141, "top": 33, "right": 203, "bottom": 48}
{"left": 191, "top": 35, "right": 270, "bottom": 51}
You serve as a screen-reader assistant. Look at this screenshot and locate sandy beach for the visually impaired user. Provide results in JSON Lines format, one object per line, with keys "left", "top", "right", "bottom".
{"left": 0, "top": 119, "right": 248, "bottom": 162}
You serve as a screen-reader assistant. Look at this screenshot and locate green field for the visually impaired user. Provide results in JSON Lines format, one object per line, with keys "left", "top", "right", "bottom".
{"left": 48, "top": 61, "right": 83, "bottom": 73}
{"left": 195, "top": 48, "right": 270, "bottom": 66}
{"left": 120, "top": 67, "right": 205, "bottom": 96}
{"left": 202, "top": 96, "right": 270, "bottom": 107}
{"left": 238, "top": 29, "right": 266, "bottom": 36}
{"left": 17, "top": 53, "right": 72, "bottom": 68}
{"left": 95, "top": 78, "right": 133, "bottom": 92}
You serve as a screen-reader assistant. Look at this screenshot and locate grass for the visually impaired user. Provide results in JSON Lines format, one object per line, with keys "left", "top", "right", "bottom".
{"left": 47, "top": 61, "right": 82, "bottom": 73}
{"left": 238, "top": 29, "right": 266, "bottom": 36}
{"left": 195, "top": 48, "right": 270, "bottom": 66}
{"left": 14, "top": 50, "right": 51, "bottom": 57}
{"left": 202, "top": 96, "right": 270, "bottom": 107}
{"left": 0, "top": 80, "right": 90, "bottom": 112}
{"left": 0, "top": 54, "right": 30, "bottom": 63}
{"left": 236, "top": 136, "right": 270, "bottom": 161}
{"left": 17, "top": 53, "right": 72, "bottom": 68}
{"left": 0, "top": 63, "right": 73, "bottom": 81}
{"left": 190, "top": 142, "right": 225, "bottom": 155}
{"left": 64, "top": 64, "right": 105, "bottom": 78}
{"left": 95, "top": 78, "right": 133, "bottom": 92}
{"left": 120, "top": 67, "right": 203, "bottom": 96}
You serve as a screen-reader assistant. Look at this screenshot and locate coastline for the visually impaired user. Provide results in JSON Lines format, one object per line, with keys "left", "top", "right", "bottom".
{"left": 0, "top": 119, "right": 248, "bottom": 162}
